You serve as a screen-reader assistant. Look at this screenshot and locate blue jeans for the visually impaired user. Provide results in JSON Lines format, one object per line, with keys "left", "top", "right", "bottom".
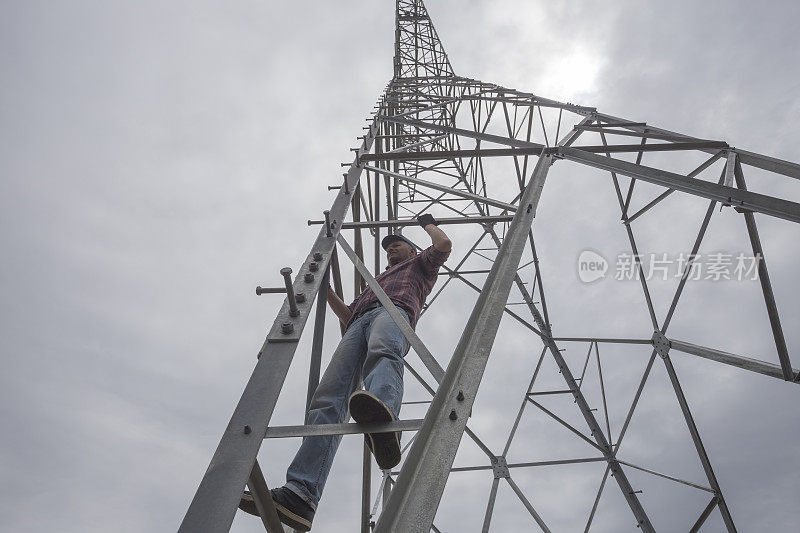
{"left": 285, "top": 305, "right": 411, "bottom": 509}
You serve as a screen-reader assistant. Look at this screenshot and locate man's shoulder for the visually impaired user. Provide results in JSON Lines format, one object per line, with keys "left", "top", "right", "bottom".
{"left": 417, "top": 245, "right": 450, "bottom": 275}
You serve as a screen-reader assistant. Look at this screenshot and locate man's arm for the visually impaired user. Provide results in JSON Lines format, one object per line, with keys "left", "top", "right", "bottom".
{"left": 418, "top": 214, "right": 452, "bottom": 252}
{"left": 327, "top": 287, "right": 353, "bottom": 325}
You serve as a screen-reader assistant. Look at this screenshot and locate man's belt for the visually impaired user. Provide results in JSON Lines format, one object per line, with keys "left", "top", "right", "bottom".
{"left": 353, "top": 302, "right": 381, "bottom": 320}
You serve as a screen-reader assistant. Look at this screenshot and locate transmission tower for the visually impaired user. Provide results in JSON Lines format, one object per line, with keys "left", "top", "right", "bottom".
{"left": 180, "top": 1, "right": 799, "bottom": 531}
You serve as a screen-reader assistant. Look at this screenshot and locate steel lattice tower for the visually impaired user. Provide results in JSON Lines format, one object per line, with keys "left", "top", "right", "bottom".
{"left": 180, "top": 1, "right": 799, "bottom": 531}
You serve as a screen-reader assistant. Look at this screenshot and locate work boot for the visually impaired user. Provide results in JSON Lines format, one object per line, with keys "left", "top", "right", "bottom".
{"left": 239, "top": 487, "right": 315, "bottom": 531}
{"left": 348, "top": 390, "right": 402, "bottom": 470}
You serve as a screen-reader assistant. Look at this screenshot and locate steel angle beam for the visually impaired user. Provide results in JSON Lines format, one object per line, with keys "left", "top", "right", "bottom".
{"left": 390, "top": 90, "right": 493, "bottom": 120}
{"left": 337, "top": 235, "right": 445, "bottom": 383}
{"left": 555, "top": 115, "right": 595, "bottom": 148}
{"left": 264, "top": 419, "right": 424, "bottom": 439}
{"left": 360, "top": 146, "right": 546, "bottom": 162}
{"left": 379, "top": 114, "right": 542, "bottom": 149}
{"left": 454, "top": 81, "right": 596, "bottom": 113}
{"left": 450, "top": 457, "right": 606, "bottom": 473}
{"left": 724, "top": 151, "right": 737, "bottom": 188}
{"left": 552, "top": 337, "right": 652, "bottom": 345}
{"left": 581, "top": 122, "right": 647, "bottom": 128}
{"left": 362, "top": 164, "right": 518, "bottom": 212}
{"left": 361, "top": 442, "right": 371, "bottom": 533}
{"left": 458, "top": 93, "right": 593, "bottom": 112}
{"left": 690, "top": 498, "right": 720, "bottom": 533}
{"left": 669, "top": 338, "right": 798, "bottom": 382}
{"left": 614, "top": 459, "right": 714, "bottom": 493}
{"left": 574, "top": 127, "right": 694, "bottom": 142}
{"left": 385, "top": 134, "right": 448, "bottom": 152}
{"left": 556, "top": 140, "right": 727, "bottom": 154}
{"left": 374, "top": 154, "right": 552, "bottom": 533}
{"left": 734, "top": 161, "right": 794, "bottom": 380}
{"left": 559, "top": 146, "right": 800, "bottom": 224}
{"left": 178, "top": 123, "right": 380, "bottom": 533}
{"left": 736, "top": 149, "right": 800, "bottom": 180}
{"left": 246, "top": 461, "right": 284, "bottom": 533}
{"left": 658, "top": 352, "right": 737, "bottom": 530}
{"left": 309, "top": 214, "right": 515, "bottom": 230}
{"left": 592, "top": 111, "right": 800, "bottom": 179}
{"left": 590, "top": 111, "right": 707, "bottom": 143}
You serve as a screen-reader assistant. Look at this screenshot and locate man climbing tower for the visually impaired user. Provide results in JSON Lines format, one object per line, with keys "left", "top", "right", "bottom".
{"left": 240, "top": 213, "right": 451, "bottom": 530}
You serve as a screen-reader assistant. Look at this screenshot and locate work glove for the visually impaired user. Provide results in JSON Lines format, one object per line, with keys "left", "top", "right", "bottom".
{"left": 417, "top": 213, "right": 439, "bottom": 228}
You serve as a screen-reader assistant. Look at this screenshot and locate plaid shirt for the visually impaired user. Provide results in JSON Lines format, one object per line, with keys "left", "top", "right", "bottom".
{"left": 347, "top": 245, "right": 450, "bottom": 330}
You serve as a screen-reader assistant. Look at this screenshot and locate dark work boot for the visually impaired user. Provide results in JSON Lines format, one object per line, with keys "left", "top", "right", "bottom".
{"left": 348, "top": 390, "right": 402, "bottom": 470}
{"left": 239, "top": 487, "right": 315, "bottom": 531}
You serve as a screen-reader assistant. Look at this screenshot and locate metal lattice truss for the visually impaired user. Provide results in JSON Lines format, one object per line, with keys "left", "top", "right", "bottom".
{"left": 180, "top": 1, "right": 799, "bottom": 531}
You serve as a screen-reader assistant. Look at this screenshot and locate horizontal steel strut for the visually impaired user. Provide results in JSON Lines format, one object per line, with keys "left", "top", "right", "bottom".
{"left": 307, "top": 214, "right": 515, "bottom": 229}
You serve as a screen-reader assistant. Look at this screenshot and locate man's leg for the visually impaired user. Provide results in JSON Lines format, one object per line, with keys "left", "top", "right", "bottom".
{"left": 284, "top": 317, "right": 368, "bottom": 509}
{"left": 361, "top": 307, "right": 411, "bottom": 417}
{"left": 346, "top": 307, "right": 411, "bottom": 470}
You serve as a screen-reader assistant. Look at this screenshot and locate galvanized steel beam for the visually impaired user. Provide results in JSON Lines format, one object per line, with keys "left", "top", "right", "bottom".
{"left": 178, "top": 121, "right": 381, "bottom": 533}
{"left": 263, "top": 419, "right": 424, "bottom": 439}
{"left": 668, "top": 338, "right": 797, "bottom": 382}
{"left": 374, "top": 154, "right": 551, "bottom": 532}
{"left": 362, "top": 164, "right": 517, "bottom": 212}
{"left": 559, "top": 146, "right": 800, "bottom": 224}
{"left": 734, "top": 161, "right": 794, "bottom": 380}
{"left": 246, "top": 460, "right": 285, "bottom": 533}
{"left": 309, "top": 214, "right": 514, "bottom": 229}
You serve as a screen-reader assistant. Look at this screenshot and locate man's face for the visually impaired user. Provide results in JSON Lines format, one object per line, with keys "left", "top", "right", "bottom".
{"left": 386, "top": 240, "right": 416, "bottom": 266}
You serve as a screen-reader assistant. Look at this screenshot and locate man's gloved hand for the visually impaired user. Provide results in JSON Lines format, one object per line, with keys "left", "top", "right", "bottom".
{"left": 417, "top": 213, "right": 438, "bottom": 228}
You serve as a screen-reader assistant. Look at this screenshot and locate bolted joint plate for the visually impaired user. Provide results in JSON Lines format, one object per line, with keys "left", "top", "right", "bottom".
{"left": 652, "top": 330, "right": 671, "bottom": 359}
{"left": 492, "top": 456, "right": 510, "bottom": 479}
{"left": 266, "top": 236, "right": 332, "bottom": 343}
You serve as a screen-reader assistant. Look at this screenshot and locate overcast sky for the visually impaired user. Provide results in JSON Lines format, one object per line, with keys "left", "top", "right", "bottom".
{"left": 1, "top": 1, "right": 799, "bottom": 532}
